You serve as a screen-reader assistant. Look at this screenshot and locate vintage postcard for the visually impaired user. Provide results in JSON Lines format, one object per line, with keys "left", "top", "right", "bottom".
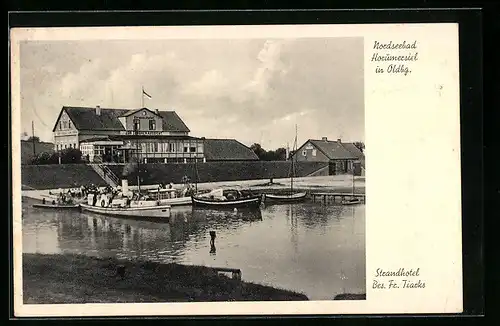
{"left": 11, "top": 23, "right": 462, "bottom": 316}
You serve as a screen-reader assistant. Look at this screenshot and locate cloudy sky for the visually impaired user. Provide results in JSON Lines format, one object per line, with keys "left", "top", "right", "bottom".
{"left": 19, "top": 37, "right": 364, "bottom": 150}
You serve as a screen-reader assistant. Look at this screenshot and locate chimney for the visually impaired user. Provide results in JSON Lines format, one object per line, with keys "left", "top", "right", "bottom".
{"left": 155, "top": 109, "right": 159, "bottom": 115}
{"left": 322, "top": 136, "right": 328, "bottom": 141}
{"left": 337, "top": 138, "right": 341, "bottom": 143}
{"left": 95, "top": 105, "right": 101, "bottom": 116}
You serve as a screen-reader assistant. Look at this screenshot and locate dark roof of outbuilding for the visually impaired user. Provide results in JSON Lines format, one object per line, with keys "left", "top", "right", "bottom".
{"left": 203, "top": 138, "right": 259, "bottom": 161}
{"left": 53, "top": 106, "right": 190, "bottom": 133}
{"left": 307, "top": 139, "right": 359, "bottom": 160}
{"left": 341, "top": 142, "right": 365, "bottom": 159}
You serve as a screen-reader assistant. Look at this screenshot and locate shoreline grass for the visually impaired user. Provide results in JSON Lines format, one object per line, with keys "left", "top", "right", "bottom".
{"left": 22, "top": 253, "right": 309, "bottom": 303}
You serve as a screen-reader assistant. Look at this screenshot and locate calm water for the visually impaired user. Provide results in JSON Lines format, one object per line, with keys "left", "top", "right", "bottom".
{"left": 22, "top": 197, "right": 366, "bottom": 300}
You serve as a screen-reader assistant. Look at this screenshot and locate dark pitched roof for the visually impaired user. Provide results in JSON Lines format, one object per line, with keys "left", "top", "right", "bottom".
{"left": 308, "top": 139, "right": 358, "bottom": 160}
{"left": 52, "top": 106, "right": 190, "bottom": 133}
{"left": 53, "top": 106, "right": 130, "bottom": 132}
{"left": 157, "top": 111, "right": 190, "bottom": 133}
{"left": 203, "top": 139, "right": 259, "bottom": 161}
{"left": 341, "top": 143, "right": 364, "bottom": 159}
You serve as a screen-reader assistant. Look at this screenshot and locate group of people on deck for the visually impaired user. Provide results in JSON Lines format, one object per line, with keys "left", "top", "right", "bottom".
{"left": 45, "top": 178, "right": 198, "bottom": 207}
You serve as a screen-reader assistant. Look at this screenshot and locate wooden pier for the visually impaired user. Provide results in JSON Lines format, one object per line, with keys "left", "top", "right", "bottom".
{"left": 310, "top": 192, "right": 366, "bottom": 204}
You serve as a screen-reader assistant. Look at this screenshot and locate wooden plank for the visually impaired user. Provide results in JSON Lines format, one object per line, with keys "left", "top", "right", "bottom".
{"left": 210, "top": 267, "right": 241, "bottom": 273}
{"left": 312, "top": 192, "right": 365, "bottom": 196}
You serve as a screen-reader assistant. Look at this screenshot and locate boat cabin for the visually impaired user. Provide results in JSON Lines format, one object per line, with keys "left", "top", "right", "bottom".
{"left": 148, "top": 188, "right": 178, "bottom": 200}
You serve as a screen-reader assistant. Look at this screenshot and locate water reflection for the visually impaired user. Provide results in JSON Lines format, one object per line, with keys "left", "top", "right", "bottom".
{"left": 23, "top": 198, "right": 365, "bottom": 300}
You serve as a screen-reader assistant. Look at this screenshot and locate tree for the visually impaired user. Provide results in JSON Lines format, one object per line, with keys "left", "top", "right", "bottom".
{"left": 262, "top": 148, "right": 287, "bottom": 161}
{"left": 353, "top": 141, "right": 365, "bottom": 153}
{"left": 274, "top": 148, "right": 287, "bottom": 161}
{"left": 250, "top": 143, "right": 266, "bottom": 160}
{"left": 31, "top": 151, "right": 58, "bottom": 165}
{"left": 60, "top": 148, "right": 83, "bottom": 164}
{"left": 27, "top": 136, "right": 40, "bottom": 142}
{"left": 250, "top": 143, "right": 287, "bottom": 161}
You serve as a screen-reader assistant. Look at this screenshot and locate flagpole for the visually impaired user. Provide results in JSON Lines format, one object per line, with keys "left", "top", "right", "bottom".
{"left": 141, "top": 86, "right": 144, "bottom": 108}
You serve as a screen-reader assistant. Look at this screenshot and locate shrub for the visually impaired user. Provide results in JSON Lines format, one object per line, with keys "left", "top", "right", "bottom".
{"left": 30, "top": 148, "right": 83, "bottom": 165}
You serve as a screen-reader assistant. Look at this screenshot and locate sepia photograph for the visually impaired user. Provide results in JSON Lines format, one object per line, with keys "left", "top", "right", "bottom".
{"left": 11, "top": 22, "right": 464, "bottom": 316}
{"left": 18, "top": 35, "right": 366, "bottom": 304}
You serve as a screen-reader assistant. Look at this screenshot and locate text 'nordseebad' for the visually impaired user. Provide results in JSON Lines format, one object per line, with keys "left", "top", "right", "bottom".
{"left": 371, "top": 41, "right": 418, "bottom": 76}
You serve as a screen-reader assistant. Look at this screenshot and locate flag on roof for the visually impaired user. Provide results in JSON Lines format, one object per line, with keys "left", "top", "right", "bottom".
{"left": 142, "top": 88, "right": 152, "bottom": 99}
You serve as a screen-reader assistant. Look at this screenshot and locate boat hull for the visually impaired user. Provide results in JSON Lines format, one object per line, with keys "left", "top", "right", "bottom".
{"left": 264, "top": 192, "right": 308, "bottom": 203}
{"left": 191, "top": 195, "right": 262, "bottom": 209}
{"left": 157, "top": 196, "right": 192, "bottom": 206}
{"left": 80, "top": 203, "right": 171, "bottom": 218}
{"left": 341, "top": 198, "right": 363, "bottom": 206}
{"left": 32, "top": 204, "right": 81, "bottom": 210}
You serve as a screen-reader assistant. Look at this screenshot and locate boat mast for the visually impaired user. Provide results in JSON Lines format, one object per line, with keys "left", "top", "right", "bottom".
{"left": 135, "top": 121, "right": 141, "bottom": 195}
{"left": 291, "top": 124, "right": 297, "bottom": 194}
{"left": 194, "top": 155, "right": 198, "bottom": 193}
{"left": 352, "top": 162, "right": 355, "bottom": 196}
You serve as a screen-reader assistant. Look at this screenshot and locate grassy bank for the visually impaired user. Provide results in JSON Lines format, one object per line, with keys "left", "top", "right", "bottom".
{"left": 23, "top": 253, "right": 308, "bottom": 303}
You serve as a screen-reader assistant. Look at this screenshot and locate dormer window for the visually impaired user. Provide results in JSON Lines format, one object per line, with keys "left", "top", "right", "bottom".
{"left": 149, "top": 119, "right": 156, "bottom": 130}
{"left": 133, "top": 119, "right": 140, "bottom": 132}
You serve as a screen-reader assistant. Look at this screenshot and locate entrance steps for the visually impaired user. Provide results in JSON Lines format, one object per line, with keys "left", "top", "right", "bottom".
{"left": 88, "top": 163, "right": 121, "bottom": 187}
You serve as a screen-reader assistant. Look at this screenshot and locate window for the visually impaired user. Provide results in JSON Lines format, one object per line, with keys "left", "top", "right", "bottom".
{"left": 68, "top": 121, "right": 72, "bottom": 129}
{"left": 59, "top": 121, "right": 62, "bottom": 130}
{"left": 190, "top": 147, "right": 196, "bottom": 152}
{"left": 153, "top": 143, "right": 159, "bottom": 152}
{"left": 64, "top": 144, "right": 67, "bottom": 149}
{"left": 74, "top": 143, "right": 77, "bottom": 149}
{"left": 302, "top": 150, "right": 307, "bottom": 156}
{"left": 133, "top": 119, "right": 140, "bottom": 132}
{"left": 183, "top": 147, "right": 188, "bottom": 153}
{"left": 169, "top": 143, "right": 175, "bottom": 152}
{"left": 312, "top": 149, "right": 317, "bottom": 157}
{"left": 149, "top": 119, "right": 156, "bottom": 130}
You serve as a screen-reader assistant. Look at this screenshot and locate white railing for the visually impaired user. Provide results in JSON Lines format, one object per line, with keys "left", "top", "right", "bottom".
{"left": 88, "top": 163, "right": 120, "bottom": 187}
{"left": 100, "top": 164, "right": 121, "bottom": 187}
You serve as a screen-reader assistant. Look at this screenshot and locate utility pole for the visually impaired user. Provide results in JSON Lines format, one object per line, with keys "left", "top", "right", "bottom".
{"left": 32, "top": 121, "right": 36, "bottom": 158}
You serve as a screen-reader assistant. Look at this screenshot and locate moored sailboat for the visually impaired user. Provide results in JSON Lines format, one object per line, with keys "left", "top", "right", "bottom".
{"left": 32, "top": 203, "right": 81, "bottom": 210}
{"left": 341, "top": 165, "right": 362, "bottom": 205}
{"left": 263, "top": 125, "right": 307, "bottom": 203}
{"left": 192, "top": 188, "right": 262, "bottom": 209}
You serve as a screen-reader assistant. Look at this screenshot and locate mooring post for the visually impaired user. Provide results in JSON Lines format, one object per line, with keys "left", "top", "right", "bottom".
{"left": 210, "top": 230, "right": 216, "bottom": 246}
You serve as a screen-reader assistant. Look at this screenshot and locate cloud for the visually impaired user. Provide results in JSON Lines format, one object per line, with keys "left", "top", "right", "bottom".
{"left": 243, "top": 40, "right": 289, "bottom": 97}
{"left": 181, "top": 69, "right": 229, "bottom": 96}
{"left": 19, "top": 37, "right": 364, "bottom": 149}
